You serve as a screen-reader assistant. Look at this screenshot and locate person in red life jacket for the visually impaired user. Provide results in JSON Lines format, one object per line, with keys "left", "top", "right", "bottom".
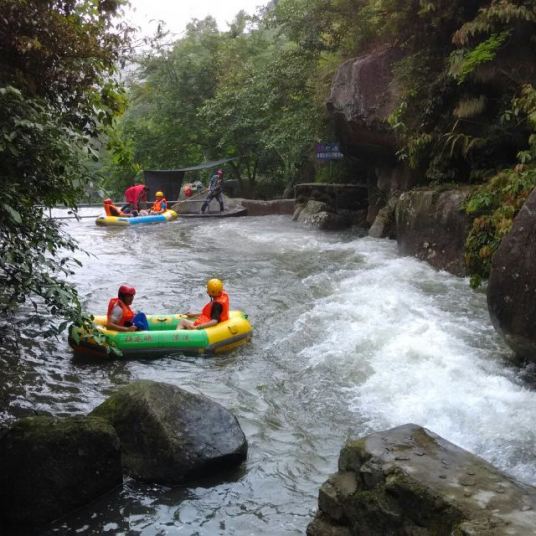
{"left": 103, "top": 198, "right": 130, "bottom": 217}
{"left": 177, "top": 278, "right": 229, "bottom": 330}
{"left": 123, "top": 184, "right": 149, "bottom": 214}
{"left": 107, "top": 285, "right": 139, "bottom": 332}
{"left": 149, "top": 191, "right": 167, "bottom": 214}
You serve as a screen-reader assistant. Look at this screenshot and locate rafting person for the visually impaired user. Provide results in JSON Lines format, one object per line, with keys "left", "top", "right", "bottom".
{"left": 177, "top": 278, "right": 229, "bottom": 330}
{"left": 201, "top": 169, "right": 224, "bottom": 214}
{"left": 149, "top": 191, "right": 167, "bottom": 214}
{"left": 106, "top": 285, "right": 149, "bottom": 332}
{"left": 123, "top": 184, "right": 149, "bottom": 214}
{"left": 103, "top": 198, "right": 129, "bottom": 217}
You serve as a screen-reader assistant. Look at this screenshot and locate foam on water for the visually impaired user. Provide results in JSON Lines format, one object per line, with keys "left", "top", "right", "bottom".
{"left": 283, "top": 236, "right": 536, "bottom": 484}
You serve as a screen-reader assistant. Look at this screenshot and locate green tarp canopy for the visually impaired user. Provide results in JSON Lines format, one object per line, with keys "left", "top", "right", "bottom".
{"left": 144, "top": 158, "right": 238, "bottom": 201}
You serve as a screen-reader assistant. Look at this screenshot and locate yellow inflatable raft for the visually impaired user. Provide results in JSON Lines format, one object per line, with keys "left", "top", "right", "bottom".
{"left": 69, "top": 310, "right": 252, "bottom": 358}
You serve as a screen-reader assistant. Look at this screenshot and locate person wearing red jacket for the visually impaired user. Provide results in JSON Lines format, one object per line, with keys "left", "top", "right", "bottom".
{"left": 103, "top": 198, "right": 129, "bottom": 217}
{"left": 177, "top": 278, "right": 230, "bottom": 330}
{"left": 106, "top": 285, "right": 138, "bottom": 332}
{"left": 124, "top": 184, "right": 149, "bottom": 213}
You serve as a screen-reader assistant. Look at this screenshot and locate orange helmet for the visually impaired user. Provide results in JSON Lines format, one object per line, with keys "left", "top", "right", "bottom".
{"left": 104, "top": 198, "right": 113, "bottom": 204}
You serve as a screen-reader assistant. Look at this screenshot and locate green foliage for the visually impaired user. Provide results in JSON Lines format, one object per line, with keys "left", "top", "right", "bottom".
{"left": 105, "top": 9, "right": 329, "bottom": 196}
{"left": 464, "top": 83, "right": 536, "bottom": 285}
{"left": 464, "top": 165, "right": 536, "bottom": 287}
{"left": 449, "top": 31, "right": 509, "bottom": 83}
{"left": 0, "top": 0, "right": 130, "bottom": 340}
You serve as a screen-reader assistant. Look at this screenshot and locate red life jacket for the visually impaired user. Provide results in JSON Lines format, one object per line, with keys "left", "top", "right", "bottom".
{"left": 194, "top": 291, "right": 230, "bottom": 326}
{"left": 151, "top": 198, "right": 167, "bottom": 213}
{"left": 107, "top": 298, "right": 134, "bottom": 327}
{"left": 104, "top": 203, "right": 122, "bottom": 217}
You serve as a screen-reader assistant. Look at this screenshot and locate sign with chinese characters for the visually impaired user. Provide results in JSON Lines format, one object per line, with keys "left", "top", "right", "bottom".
{"left": 316, "top": 143, "right": 344, "bottom": 160}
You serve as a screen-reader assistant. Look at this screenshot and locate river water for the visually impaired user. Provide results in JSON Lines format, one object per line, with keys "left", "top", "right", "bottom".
{"left": 2, "top": 210, "right": 536, "bottom": 535}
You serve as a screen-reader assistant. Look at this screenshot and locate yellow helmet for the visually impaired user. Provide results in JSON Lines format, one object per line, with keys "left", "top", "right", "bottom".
{"left": 155, "top": 191, "right": 164, "bottom": 198}
{"left": 207, "top": 278, "right": 223, "bottom": 297}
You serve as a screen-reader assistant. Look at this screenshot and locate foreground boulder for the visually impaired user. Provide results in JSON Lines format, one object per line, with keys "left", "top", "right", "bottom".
{"left": 488, "top": 187, "right": 536, "bottom": 360}
{"left": 395, "top": 188, "right": 471, "bottom": 275}
{"left": 0, "top": 415, "right": 121, "bottom": 531}
{"left": 308, "top": 424, "right": 536, "bottom": 536}
{"left": 91, "top": 380, "right": 248, "bottom": 484}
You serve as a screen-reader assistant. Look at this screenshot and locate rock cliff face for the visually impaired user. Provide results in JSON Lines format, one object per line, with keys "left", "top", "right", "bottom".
{"left": 308, "top": 424, "right": 536, "bottom": 536}
{"left": 487, "top": 187, "right": 536, "bottom": 360}
{"left": 326, "top": 47, "right": 402, "bottom": 157}
{"left": 395, "top": 188, "right": 472, "bottom": 276}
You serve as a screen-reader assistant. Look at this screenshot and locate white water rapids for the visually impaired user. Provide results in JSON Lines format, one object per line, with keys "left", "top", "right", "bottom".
{"left": 2, "top": 211, "right": 535, "bottom": 535}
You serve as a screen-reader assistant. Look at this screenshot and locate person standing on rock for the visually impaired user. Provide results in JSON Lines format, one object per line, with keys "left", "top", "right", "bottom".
{"left": 201, "top": 169, "right": 224, "bottom": 214}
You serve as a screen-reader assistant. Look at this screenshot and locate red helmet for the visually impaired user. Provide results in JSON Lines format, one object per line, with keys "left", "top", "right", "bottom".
{"left": 216, "top": 169, "right": 223, "bottom": 175}
{"left": 118, "top": 285, "right": 136, "bottom": 296}
{"left": 104, "top": 198, "right": 113, "bottom": 204}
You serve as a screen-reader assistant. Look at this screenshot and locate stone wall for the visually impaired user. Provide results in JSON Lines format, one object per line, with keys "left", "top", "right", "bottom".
{"left": 293, "top": 183, "right": 368, "bottom": 230}
{"left": 239, "top": 198, "right": 295, "bottom": 216}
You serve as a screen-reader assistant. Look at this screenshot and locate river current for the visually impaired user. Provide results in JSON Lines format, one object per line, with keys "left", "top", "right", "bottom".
{"left": 2, "top": 210, "right": 536, "bottom": 535}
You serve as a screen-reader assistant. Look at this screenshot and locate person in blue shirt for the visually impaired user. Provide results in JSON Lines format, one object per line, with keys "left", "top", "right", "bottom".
{"left": 201, "top": 169, "right": 224, "bottom": 213}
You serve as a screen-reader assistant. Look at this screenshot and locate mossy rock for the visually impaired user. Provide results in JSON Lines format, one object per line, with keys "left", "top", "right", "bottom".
{"left": 90, "top": 380, "right": 247, "bottom": 485}
{"left": 0, "top": 415, "right": 121, "bottom": 531}
{"left": 308, "top": 424, "right": 536, "bottom": 535}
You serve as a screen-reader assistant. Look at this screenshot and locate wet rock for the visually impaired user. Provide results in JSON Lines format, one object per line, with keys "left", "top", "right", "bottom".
{"left": 307, "top": 424, "right": 536, "bottom": 536}
{"left": 0, "top": 415, "right": 121, "bottom": 531}
{"left": 90, "top": 380, "right": 247, "bottom": 484}
{"left": 239, "top": 198, "right": 295, "bottom": 216}
{"left": 293, "top": 183, "right": 368, "bottom": 230}
{"left": 395, "top": 187, "right": 471, "bottom": 275}
{"left": 368, "top": 194, "right": 400, "bottom": 239}
{"left": 487, "top": 187, "right": 536, "bottom": 360}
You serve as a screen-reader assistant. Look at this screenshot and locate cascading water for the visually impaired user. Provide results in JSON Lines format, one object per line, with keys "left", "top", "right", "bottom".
{"left": 1, "top": 210, "right": 534, "bottom": 535}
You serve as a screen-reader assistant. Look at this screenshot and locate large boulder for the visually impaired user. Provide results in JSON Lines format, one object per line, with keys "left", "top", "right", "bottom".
{"left": 326, "top": 47, "right": 403, "bottom": 157}
{"left": 308, "top": 424, "right": 536, "bottom": 536}
{"left": 90, "top": 380, "right": 248, "bottom": 484}
{"left": 395, "top": 187, "right": 471, "bottom": 275}
{"left": 0, "top": 415, "right": 121, "bottom": 531}
{"left": 487, "top": 187, "right": 536, "bottom": 360}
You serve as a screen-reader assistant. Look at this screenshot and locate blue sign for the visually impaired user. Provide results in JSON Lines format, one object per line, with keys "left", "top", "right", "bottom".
{"left": 316, "top": 143, "right": 343, "bottom": 160}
